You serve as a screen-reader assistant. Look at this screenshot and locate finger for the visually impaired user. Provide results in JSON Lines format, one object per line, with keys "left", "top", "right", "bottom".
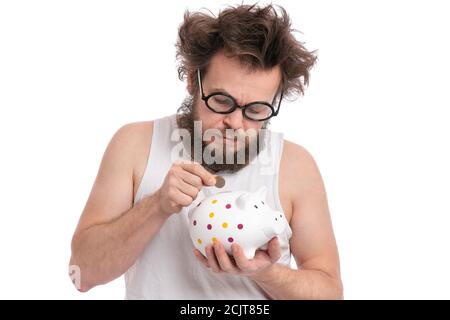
{"left": 170, "top": 188, "right": 193, "bottom": 207}
{"left": 177, "top": 179, "right": 200, "bottom": 199}
{"left": 179, "top": 161, "right": 216, "bottom": 186}
{"left": 213, "top": 241, "right": 239, "bottom": 274}
{"left": 231, "top": 243, "right": 254, "bottom": 273}
{"left": 178, "top": 170, "right": 203, "bottom": 189}
{"left": 193, "top": 249, "right": 210, "bottom": 268}
{"left": 205, "top": 245, "right": 222, "bottom": 273}
{"left": 253, "top": 249, "right": 271, "bottom": 262}
{"left": 267, "top": 237, "right": 282, "bottom": 263}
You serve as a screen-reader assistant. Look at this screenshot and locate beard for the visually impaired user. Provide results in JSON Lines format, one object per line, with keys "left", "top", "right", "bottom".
{"left": 176, "top": 95, "right": 270, "bottom": 174}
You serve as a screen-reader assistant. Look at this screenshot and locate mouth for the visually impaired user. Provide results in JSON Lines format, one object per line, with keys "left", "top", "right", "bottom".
{"left": 222, "top": 137, "right": 236, "bottom": 145}
{"left": 209, "top": 133, "right": 238, "bottom": 143}
{"left": 206, "top": 130, "right": 248, "bottom": 149}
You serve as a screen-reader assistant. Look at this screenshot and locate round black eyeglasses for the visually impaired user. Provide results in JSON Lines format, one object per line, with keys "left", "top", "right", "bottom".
{"left": 197, "top": 69, "right": 283, "bottom": 121}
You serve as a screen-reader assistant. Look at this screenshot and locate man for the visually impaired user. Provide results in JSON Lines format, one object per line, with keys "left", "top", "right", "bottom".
{"left": 69, "top": 4, "right": 343, "bottom": 299}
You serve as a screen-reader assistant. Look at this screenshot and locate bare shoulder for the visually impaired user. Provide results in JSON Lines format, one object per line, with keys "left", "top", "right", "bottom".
{"left": 102, "top": 120, "right": 154, "bottom": 199}
{"left": 112, "top": 121, "right": 154, "bottom": 148}
{"left": 279, "top": 140, "right": 325, "bottom": 221}
{"left": 281, "top": 140, "right": 323, "bottom": 185}
{"left": 114, "top": 121, "right": 154, "bottom": 199}
{"left": 281, "top": 140, "right": 316, "bottom": 167}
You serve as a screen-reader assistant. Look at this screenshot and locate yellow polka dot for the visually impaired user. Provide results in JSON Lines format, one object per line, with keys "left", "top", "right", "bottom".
{"left": 222, "top": 222, "right": 228, "bottom": 228}
{"left": 212, "top": 237, "right": 218, "bottom": 243}
{"left": 209, "top": 212, "right": 214, "bottom": 218}
{"left": 197, "top": 239, "right": 202, "bottom": 245}
{"left": 211, "top": 200, "right": 217, "bottom": 204}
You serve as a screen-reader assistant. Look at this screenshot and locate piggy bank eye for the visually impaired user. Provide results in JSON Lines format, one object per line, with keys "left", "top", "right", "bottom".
{"left": 254, "top": 205, "right": 259, "bottom": 209}
{"left": 261, "top": 201, "right": 264, "bottom": 205}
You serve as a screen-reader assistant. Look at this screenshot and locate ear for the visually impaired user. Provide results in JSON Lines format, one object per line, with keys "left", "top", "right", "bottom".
{"left": 236, "top": 192, "right": 251, "bottom": 210}
{"left": 187, "top": 71, "right": 196, "bottom": 95}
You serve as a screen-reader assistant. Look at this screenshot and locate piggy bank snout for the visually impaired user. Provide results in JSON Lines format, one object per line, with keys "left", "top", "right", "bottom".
{"left": 273, "top": 211, "right": 286, "bottom": 234}
{"left": 262, "top": 210, "right": 286, "bottom": 238}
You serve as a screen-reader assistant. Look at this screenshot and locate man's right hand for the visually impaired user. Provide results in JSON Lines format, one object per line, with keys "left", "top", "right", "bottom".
{"left": 156, "top": 160, "right": 217, "bottom": 216}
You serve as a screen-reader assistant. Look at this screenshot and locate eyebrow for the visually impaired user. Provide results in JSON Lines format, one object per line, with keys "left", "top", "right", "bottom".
{"left": 209, "top": 87, "right": 230, "bottom": 94}
{"left": 208, "top": 87, "right": 274, "bottom": 105}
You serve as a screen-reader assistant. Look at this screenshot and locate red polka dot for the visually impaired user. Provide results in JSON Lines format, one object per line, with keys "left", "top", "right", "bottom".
{"left": 207, "top": 224, "right": 212, "bottom": 230}
{"left": 225, "top": 204, "right": 231, "bottom": 209}
{"left": 228, "top": 237, "right": 234, "bottom": 243}
{"left": 237, "top": 224, "right": 243, "bottom": 230}
{"left": 193, "top": 220, "right": 197, "bottom": 226}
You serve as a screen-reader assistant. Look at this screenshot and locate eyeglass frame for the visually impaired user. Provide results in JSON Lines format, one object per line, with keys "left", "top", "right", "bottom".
{"left": 197, "top": 69, "right": 283, "bottom": 121}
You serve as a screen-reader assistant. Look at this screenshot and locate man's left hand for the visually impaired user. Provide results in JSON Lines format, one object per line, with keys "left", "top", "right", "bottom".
{"left": 193, "top": 237, "right": 281, "bottom": 278}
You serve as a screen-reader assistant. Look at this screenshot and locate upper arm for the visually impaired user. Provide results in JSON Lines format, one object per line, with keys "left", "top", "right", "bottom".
{"left": 73, "top": 121, "right": 153, "bottom": 235}
{"left": 282, "top": 141, "right": 341, "bottom": 281}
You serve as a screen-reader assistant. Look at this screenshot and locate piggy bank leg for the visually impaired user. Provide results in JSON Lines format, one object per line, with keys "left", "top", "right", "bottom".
{"left": 199, "top": 247, "right": 207, "bottom": 258}
{"left": 259, "top": 243, "right": 268, "bottom": 251}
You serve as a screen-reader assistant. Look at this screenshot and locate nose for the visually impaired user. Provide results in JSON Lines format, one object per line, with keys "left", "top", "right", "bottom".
{"left": 223, "top": 108, "right": 244, "bottom": 129}
{"left": 274, "top": 212, "right": 286, "bottom": 234}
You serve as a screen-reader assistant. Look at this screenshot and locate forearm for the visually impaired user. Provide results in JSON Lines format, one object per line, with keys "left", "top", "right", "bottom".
{"left": 250, "top": 264, "right": 343, "bottom": 300}
{"left": 70, "top": 191, "right": 168, "bottom": 291}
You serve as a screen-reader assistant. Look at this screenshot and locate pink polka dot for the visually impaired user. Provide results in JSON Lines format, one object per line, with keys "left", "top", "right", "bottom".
{"left": 193, "top": 220, "right": 197, "bottom": 226}
{"left": 237, "top": 224, "right": 243, "bottom": 230}
{"left": 228, "top": 237, "right": 234, "bottom": 243}
{"left": 207, "top": 224, "right": 212, "bottom": 230}
{"left": 225, "top": 204, "right": 231, "bottom": 209}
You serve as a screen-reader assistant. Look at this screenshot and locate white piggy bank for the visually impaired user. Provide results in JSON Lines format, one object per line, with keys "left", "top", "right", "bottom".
{"left": 188, "top": 186, "right": 287, "bottom": 259}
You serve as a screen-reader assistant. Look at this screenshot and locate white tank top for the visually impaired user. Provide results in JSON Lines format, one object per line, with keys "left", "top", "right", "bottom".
{"left": 125, "top": 114, "right": 292, "bottom": 299}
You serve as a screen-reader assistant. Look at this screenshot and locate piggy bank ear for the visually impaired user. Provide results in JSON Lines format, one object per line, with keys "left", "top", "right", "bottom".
{"left": 255, "top": 186, "right": 268, "bottom": 200}
{"left": 236, "top": 192, "right": 251, "bottom": 210}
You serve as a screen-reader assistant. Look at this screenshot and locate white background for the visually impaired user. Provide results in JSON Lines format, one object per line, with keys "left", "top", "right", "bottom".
{"left": 1, "top": 0, "right": 449, "bottom": 299}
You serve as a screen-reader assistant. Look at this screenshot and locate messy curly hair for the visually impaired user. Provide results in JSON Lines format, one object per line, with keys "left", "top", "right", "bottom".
{"left": 176, "top": 3, "right": 317, "bottom": 100}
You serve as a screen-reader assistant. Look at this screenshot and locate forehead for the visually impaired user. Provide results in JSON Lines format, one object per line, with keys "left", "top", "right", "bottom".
{"left": 204, "top": 51, "right": 281, "bottom": 98}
